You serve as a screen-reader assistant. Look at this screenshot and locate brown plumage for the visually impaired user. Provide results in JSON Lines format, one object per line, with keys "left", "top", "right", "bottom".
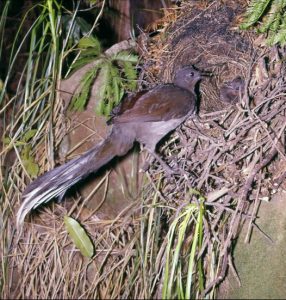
{"left": 219, "top": 77, "right": 245, "bottom": 104}
{"left": 17, "top": 66, "right": 202, "bottom": 226}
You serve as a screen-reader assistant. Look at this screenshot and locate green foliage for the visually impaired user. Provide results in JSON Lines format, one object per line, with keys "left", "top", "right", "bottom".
{"left": 4, "top": 130, "right": 39, "bottom": 177}
{"left": 241, "top": 0, "right": 286, "bottom": 45}
{"left": 21, "top": 144, "right": 39, "bottom": 178}
{"left": 70, "top": 36, "right": 138, "bottom": 116}
{"left": 162, "top": 192, "right": 205, "bottom": 299}
{"left": 64, "top": 216, "right": 95, "bottom": 258}
{"left": 240, "top": 0, "right": 272, "bottom": 29}
{"left": 70, "top": 67, "right": 99, "bottom": 111}
{"left": 78, "top": 36, "right": 101, "bottom": 52}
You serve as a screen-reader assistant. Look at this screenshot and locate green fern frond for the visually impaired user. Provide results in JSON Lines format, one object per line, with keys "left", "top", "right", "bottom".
{"left": 241, "top": 0, "right": 286, "bottom": 46}
{"left": 110, "top": 65, "right": 121, "bottom": 103}
{"left": 71, "top": 56, "right": 99, "bottom": 70}
{"left": 269, "top": 11, "right": 283, "bottom": 31}
{"left": 70, "top": 66, "right": 99, "bottom": 111}
{"left": 95, "top": 62, "right": 110, "bottom": 115}
{"left": 258, "top": 4, "right": 282, "bottom": 32}
{"left": 71, "top": 36, "right": 102, "bottom": 70}
{"left": 93, "top": 53, "right": 138, "bottom": 116}
{"left": 78, "top": 36, "right": 101, "bottom": 54}
{"left": 112, "top": 51, "right": 138, "bottom": 63}
{"left": 70, "top": 37, "right": 138, "bottom": 116}
{"left": 240, "top": 0, "right": 272, "bottom": 29}
{"left": 121, "top": 61, "right": 137, "bottom": 91}
{"left": 268, "top": 14, "right": 286, "bottom": 44}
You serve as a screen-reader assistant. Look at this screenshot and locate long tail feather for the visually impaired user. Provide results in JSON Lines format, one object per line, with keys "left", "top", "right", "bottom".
{"left": 17, "top": 129, "right": 133, "bottom": 226}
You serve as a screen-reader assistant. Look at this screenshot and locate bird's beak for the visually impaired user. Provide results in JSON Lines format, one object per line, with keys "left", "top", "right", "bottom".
{"left": 200, "top": 71, "right": 212, "bottom": 78}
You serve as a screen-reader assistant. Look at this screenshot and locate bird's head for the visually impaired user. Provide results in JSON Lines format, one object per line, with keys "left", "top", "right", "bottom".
{"left": 173, "top": 66, "right": 203, "bottom": 92}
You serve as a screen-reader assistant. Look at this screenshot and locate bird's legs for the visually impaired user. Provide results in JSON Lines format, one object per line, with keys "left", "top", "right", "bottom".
{"left": 140, "top": 150, "right": 178, "bottom": 176}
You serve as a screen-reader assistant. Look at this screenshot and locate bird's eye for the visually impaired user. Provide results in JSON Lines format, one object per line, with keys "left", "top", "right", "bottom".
{"left": 189, "top": 72, "right": 194, "bottom": 77}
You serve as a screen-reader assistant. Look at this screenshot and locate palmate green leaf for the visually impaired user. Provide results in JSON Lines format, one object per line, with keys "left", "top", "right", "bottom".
{"left": 70, "top": 36, "right": 102, "bottom": 71}
{"left": 241, "top": 0, "right": 286, "bottom": 46}
{"left": 71, "top": 48, "right": 138, "bottom": 116}
{"left": 64, "top": 216, "right": 94, "bottom": 258}
{"left": 269, "top": 12, "right": 283, "bottom": 31}
{"left": 80, "top": 48, "right": 102, "bottom": 58}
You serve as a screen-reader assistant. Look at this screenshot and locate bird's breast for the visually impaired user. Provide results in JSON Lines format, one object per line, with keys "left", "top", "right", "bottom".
{"left": 134, "top": 116, "right": 187, "bottom": 150}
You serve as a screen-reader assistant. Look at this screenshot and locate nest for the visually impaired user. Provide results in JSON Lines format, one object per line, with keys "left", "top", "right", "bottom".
{"left": 5, "top": 0, "right": 286, "bottom": 298}
{"left": 139, "top": 0, "right": 286, "bottom": 294}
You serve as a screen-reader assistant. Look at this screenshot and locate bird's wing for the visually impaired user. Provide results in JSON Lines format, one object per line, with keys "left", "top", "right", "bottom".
{"left": 111, "top": 85, "right": 196, "bottom": 124}
{"left": 108, "top": 90, "right": 149, "bottom": 123}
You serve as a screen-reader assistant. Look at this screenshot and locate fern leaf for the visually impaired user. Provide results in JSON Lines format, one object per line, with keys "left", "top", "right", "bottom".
{"left": 70, "top": 46, "right": 138, "bottom": 117}
{"left": 78, "top": 36, "right": 101, "bottom": 53}
{"left": 258, "top": 6, "right": 281, "bottom": 32}
{"left": 105, "top": 78, "right": 112, "bottom": 116}
{"left": 110, "top": 65, "right": 121, "bottom": 103}
{"left": 112, "top": 51, "right": 138, "bottom": 63}
{"left": 71, "top": 67, "right": 98, "bottom": 110}
{"left": 240, "top": 0, "right": 272, "bottom": 29}
{"left": 269, "top": 12, "right": 283, "bottom": 31}
{"left": 71, "top": 36, "right": 102, "bottom": 71}
{"left": 71, "top": 56, "right": 99, "bottom": 70}
{"left": 94, "top": 62, "right": 110, "bottom": 115}
{"left": 269, "top": 15, "right": 286, "bottom": 44}
{"left": 121, "top": 61, "right": 137, "bottom": 91}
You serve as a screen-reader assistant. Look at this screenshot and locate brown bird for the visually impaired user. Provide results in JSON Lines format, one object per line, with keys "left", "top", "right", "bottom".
{"left": 17, "top": 66, "right": 203, "bottom": 226}
{"left": 219, "top": 77, "right": 245, "bottom": 104}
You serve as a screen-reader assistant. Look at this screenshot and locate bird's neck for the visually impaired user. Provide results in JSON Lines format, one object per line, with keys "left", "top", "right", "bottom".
{"left": 173, "top": 79, "right": 198, "bottom": 94}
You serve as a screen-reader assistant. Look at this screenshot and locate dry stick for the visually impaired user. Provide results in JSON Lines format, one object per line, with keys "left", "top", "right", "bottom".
{"left": 206, "top": 193, "right": 245, "bottom": 296}
{"left": 244, "top": 175, "right": 262, "bottom": 244}
{"left": 242, "top": 50, "right": 258, "bottom": 115}
{"left": 241, "top": 147, "right": 278, "bottom": 201}
{"left": 228, "top": 254, "right": 241, "bottom": 287}
{"left": 158, "top": 52, "right": 285, "bottom": 296}
{"left": 252, "top": 222, "right": 274, "bottom": 244}
{"left": 241, "top": 120, "right": 286, "bottom": 202}
{"left": 201, "top": 99, "right": 283, "bottom": 295}
{"left": 252, "top": 108, "right": 286, "bottom": 160}
{"left": 201, "top": 248, "right": 229, "bottom": 297}
{"left": 273, "top": 171, "right": 286, "bottom": 190}
{"left": 78, "top": 171, "right": 111, "bottom": 221}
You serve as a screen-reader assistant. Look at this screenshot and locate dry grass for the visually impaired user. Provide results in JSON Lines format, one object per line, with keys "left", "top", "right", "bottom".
{"left": 1, "top": 1, "right": 286, "bottom": 299}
